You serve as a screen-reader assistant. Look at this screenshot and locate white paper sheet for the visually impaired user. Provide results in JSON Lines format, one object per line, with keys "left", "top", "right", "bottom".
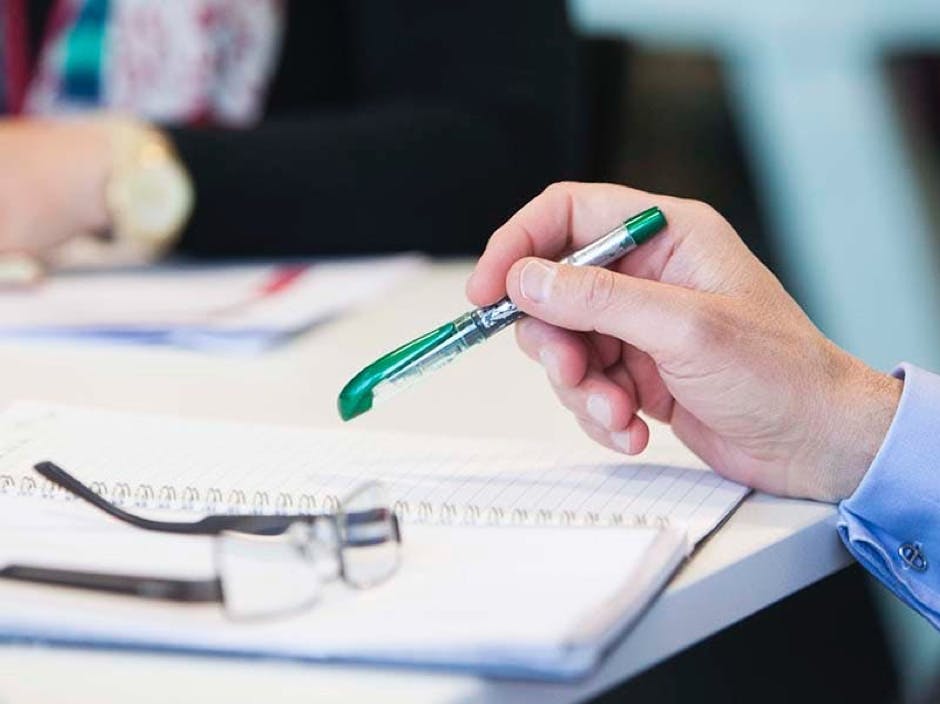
{"left": 0, "top": 403, "right": 748, "bottom": 544}
{"left": 0, "top": 256, "right": 424, "bottom": 354}
{"left": 0, "top": 495, "right": 686, "bottom": 680}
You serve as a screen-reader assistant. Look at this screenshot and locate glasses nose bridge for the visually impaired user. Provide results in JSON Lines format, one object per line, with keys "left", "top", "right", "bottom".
{"left": 288, "top": 518, "right": 341, "bottom": 565}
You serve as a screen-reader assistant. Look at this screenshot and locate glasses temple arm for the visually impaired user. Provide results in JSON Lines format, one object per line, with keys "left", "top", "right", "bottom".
{"left": 33, "top": 461, "right": 208, "bottom": 534}
{"left": 33, "top": 462, "right": 323, "bottom": 536}
{"left": 0, "top": 564, "right": 222, "bottom": 602}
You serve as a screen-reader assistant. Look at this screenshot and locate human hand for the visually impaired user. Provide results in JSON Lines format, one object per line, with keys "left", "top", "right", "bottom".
{"left": 467, "top": 182, "right": 901, "bottom": 502}
{"left": 0, "top": 117, "right": 111, "bottom": 256}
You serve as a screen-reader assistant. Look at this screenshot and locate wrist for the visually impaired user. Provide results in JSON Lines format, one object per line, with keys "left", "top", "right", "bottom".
{"left": 813, "top": 349, "right": 902, "bottom": 502}
{"left": 57, "top": 115, "right": 193, "bottom": 266}
{"left": 65, "top": 118, "right": 113, "bottom": 235}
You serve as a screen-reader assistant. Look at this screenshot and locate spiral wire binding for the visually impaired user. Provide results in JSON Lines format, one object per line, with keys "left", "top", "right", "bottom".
{"left": 0, "top": 473, "right": 672, "bottom": 528}
{"left": 135, "top": 484, "right": 154, "bottom": 508}
{"left": 386, "top": 492, "right": 671, "bottom": 528}
{"left": 300, "top": 494, "right": 314, "bottom": 513}
{"left": 275, "top": 492, "right": 293, "bottom": 513}
{"left": 251, "top": 491, "right": 269, "bottom": 514}
{"left": 182, "top": 486, "right": 199, "bottom": 511}
{"left": 157, "top": 485, "right": 174, "bottom": 509}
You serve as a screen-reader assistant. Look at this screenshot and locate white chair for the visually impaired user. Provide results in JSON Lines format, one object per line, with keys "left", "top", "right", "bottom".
{"left": 571, "top": 0, "right": 940, "bottom": 373}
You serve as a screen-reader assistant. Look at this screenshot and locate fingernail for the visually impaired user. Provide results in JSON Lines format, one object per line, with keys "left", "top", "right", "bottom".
{"left": 587, "top": 394, "right": 612, "bottom": 429}
{"left": 520, "top": 260, "right": 555, "bottom": 303}
{"left": 612, "top": 429, "right": 633, "bottom": 453}
{"left": 539, "top": 348, "right": 563, "bottom": 385}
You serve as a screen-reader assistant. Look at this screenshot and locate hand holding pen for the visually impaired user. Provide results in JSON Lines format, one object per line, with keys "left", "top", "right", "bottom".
{"left": 462, "top": 182, "right": 900, "bottom": 503}
{"left": 341, "top": 181, "right": 901, "bottom": 504}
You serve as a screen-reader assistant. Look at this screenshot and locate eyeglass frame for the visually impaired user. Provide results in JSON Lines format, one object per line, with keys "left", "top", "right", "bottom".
{"left": 0, "top": 461, "right": 401, "bottom": 617}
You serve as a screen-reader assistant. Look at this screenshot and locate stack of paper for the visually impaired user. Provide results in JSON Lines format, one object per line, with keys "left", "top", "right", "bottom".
{"left": 0, "top": 256, "right": 423, "bottom": 354}
{"left": 0, "top": 495, "right": 685, "bottom": 681}
{"left": 0, "top": 403, "right": 749, "bottom": 680}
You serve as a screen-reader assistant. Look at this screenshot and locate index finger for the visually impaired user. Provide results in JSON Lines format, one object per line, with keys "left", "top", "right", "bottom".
{"left": 465, "top": 182, "right": 667, "bottom": 305}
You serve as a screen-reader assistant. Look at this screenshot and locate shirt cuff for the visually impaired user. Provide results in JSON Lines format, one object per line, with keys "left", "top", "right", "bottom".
{"left": 838, "top": 363, "right": 940, "bottom": 628}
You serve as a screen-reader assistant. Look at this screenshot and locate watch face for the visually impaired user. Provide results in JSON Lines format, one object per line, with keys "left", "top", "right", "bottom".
{"left": 110, "top": 144, "right": 193, "bottom": 245}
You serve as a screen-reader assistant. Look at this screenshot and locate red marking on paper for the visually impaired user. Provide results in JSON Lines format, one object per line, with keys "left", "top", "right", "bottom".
{"left": 258, "top": 265, "right": 308, "bottom": 297}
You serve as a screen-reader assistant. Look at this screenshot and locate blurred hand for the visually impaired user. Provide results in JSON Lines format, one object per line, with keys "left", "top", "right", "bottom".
{"left": 0, "top": 118, "right": 111, "bottom": 256}
{"left": 467, "top": 182, "right": 902, "bottom": 502}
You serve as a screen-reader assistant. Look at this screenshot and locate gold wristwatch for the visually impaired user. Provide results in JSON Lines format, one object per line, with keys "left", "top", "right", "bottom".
{"left": 104, "top": 117, "right": 194, "bottom": 258}
{"left": 8, "top": 117, "right": 194, "bottom": 278}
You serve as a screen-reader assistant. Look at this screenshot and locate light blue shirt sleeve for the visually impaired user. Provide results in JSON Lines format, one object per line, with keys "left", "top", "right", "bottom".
{"left": 838, "top": 363, "right": 940, "bottom": 628}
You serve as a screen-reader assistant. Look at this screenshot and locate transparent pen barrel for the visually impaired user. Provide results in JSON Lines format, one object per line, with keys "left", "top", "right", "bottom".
{"left": 469, "top": 223, "right": 634, "bottom": 338}
{"left": 371, "top": 314, "right": 486, "bottom": 403}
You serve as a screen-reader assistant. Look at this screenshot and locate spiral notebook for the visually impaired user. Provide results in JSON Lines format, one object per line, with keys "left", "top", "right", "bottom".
{"left": 0, "top": 402, "right": 748, "bottom": 680}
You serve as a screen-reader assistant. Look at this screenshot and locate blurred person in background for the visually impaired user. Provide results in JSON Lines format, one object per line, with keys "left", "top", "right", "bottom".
{"left": 0, "top": 0, "right": 583, "bottom": 266}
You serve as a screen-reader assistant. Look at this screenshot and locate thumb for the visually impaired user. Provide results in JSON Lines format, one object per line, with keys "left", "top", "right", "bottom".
{"left": 506, "top": 257, "right": 710, "bottom": 357}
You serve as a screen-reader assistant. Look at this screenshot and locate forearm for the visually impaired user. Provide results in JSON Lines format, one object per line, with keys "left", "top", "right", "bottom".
{"left": 170, "top": 104, "right": 565, "bottom": 258}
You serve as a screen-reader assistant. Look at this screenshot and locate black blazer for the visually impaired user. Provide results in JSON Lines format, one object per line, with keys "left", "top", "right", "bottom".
{"left": 29, "top": 1, "right": 585, "bottom": 257}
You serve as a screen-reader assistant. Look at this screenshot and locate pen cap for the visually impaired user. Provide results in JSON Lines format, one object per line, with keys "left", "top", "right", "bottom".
{"left": 625, "top": 207, "right": 666, "bottom": 246}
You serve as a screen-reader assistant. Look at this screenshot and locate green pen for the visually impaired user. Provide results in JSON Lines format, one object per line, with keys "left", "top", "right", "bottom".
{"left": 338, "top": 206, "right": 667, "bottom": 421}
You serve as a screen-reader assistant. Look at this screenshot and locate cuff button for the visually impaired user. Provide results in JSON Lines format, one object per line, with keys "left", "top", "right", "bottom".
{"left": 899, "top": 542, "right": 928, "bottom": 572}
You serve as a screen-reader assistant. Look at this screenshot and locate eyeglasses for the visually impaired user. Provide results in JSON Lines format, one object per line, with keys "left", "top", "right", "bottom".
{"left": 0, "top": 461, "right": 402, "bottom": 619}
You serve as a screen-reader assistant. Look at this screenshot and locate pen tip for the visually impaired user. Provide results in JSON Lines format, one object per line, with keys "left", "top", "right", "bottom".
{"left": 338, "top": 385, "right": 373, "bottom": 421}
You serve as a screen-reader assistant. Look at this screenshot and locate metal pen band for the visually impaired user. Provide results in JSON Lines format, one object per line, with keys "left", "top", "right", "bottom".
{"left": 471, "top": 222, "right": 637, "bottom": 337}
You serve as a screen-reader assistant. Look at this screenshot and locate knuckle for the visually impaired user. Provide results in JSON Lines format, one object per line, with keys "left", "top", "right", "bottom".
{"left": 541, "top": 181, "right": 575, "bottom": 197}
{"left": 685, "top": 198, "right": 720, "bottom": 221}
{"left": 514, "top": 317, "right": 537, "bottom": 350}
{"left": 539, "top": 182, "right": 578, "bottom": 212}
{"left": 685, "top": 199, "right": 735, "bottom": 234}
{"left": 681, "top": 299, "right": 734, "bottom": 349}
{"left": 579, "top": 268, "right": 618, "bottom": 312}
{"left": 481, "top": 228, "right": 499, "bottom": 250}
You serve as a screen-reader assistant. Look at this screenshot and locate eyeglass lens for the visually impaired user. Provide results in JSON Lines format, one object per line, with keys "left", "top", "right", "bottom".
{"left": 215, "top": 531, "right": 323, "bottom": 619}
{"left": 339, "top": 482, "right": 401, "bottom": 589}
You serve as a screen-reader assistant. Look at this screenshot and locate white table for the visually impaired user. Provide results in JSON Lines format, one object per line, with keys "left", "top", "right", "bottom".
{"left": 0, "top": 263, "right": 848, "bottom": 703}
